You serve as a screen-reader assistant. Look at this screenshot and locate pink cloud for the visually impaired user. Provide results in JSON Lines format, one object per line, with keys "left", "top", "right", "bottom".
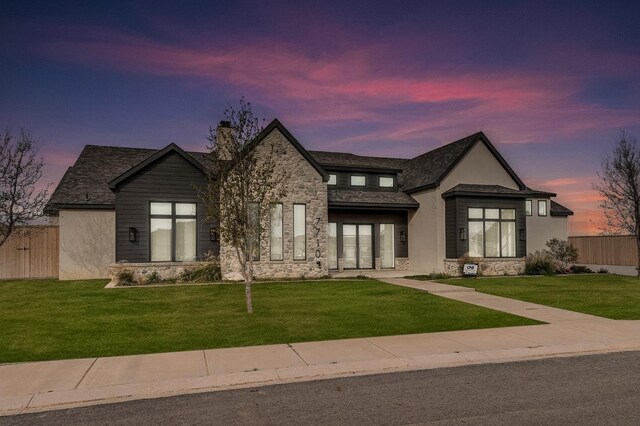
{"left": 31, "top": 26, "right": 639, "bottom": 148}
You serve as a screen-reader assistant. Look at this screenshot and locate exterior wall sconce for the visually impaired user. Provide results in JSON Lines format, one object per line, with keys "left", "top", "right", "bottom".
{"left": 460, "top": 228, "right": 467, "bottom": 241}
{"left": 400, "top": 231, "right": 406, "bottom": 243}
{"left": 520, "top": 229, "right": 526, "bottom": 241}
{"left": 210, "top": 227, "right": 218, "bottom": 242}
{"left": 128, "top": 227, "right": 137, "bottom": 242}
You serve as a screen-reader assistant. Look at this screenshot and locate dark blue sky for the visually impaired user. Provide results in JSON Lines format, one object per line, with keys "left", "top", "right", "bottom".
{"left": 2, "top": 0, "right": 640, "bottom": 233}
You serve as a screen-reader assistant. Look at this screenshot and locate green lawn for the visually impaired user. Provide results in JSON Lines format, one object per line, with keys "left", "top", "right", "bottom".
{"left": 433, "top": 275, "right": 640, "bottom": 320}
{"left": 0, "top": 279, "right": 538, "bottom": 363}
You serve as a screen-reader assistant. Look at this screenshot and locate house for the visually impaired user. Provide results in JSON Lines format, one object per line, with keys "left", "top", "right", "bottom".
{"left": 44, "top": 119, "right": 572, "bottom": 280}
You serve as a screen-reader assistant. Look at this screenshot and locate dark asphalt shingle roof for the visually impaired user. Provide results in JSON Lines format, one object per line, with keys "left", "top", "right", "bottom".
{"left": 309, "top": 151, "right": 408, "bottom": 171}
{"left": 328, "top": 189, "right": 419, "bottom": 208}
{"left": 550, "top": 200, "right": 574, "bottom": 216}
{"left": 402, "top": 133, "right": 480, "bottom": 192}
{"left": 441, "top": 184, "right": 556, "bottom": 198}
{"left": 44, "top": 145, "right": 209, "bottom": 214}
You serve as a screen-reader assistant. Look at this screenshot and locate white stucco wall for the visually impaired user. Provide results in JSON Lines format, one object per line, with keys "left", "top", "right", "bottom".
{"left": 526, "top": 198, "right": 569, "bottom": 253}
{"left": 408, "top": 141, "right": 520, "bottom": 273}
{"left": 59, "top": 209, "right": 115, "bottom": 280}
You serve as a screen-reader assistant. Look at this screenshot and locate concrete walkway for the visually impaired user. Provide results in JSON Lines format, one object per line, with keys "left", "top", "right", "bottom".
{"left": 2, "top": 278, "right": 640, "bottom": 416}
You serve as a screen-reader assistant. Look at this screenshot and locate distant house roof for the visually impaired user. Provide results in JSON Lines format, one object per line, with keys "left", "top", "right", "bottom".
{"left": 44, "top": 145, "right": 209, "bottom": 214}
{"left": 328, "top": 189, "right": 419, "bottom": 209}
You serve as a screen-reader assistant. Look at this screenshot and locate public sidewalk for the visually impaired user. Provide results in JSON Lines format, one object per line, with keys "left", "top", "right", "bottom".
{"left": 2, "top": 279, "right": 640, "bottom": 416}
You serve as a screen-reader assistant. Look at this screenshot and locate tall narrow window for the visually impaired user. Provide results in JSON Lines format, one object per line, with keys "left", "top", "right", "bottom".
{"left": 525, "top": 200, "right": 532, "bottom": 216}
{"left": 270, "top": 204, "right": 283, "bottom": 260}
{"left": 150, "top": 202, "right": 197, "bottom": 262}
{"left": 328, "top": 223, "right": 338, "bottom": 270}
{"left": 293, "top": 204, "right": 306, "bottom": 260}
{"left": 380, "top": 224, "right": 395, "bottom": 268}
{"left": 247, "top": 202, "right": 260, "bottom": 261}
{"left": 538, "top": 200, "right": 548, "bottom": 216}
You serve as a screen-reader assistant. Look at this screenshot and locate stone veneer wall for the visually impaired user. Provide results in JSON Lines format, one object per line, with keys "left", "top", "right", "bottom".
{"left": 443, "top": 258, "right": 525, "bottom": 277}
{"left": 220, "top": 128, "right": 329, "bottom": 281}
{"left": 395, "top": 258, "right": 411, "bottom": 271}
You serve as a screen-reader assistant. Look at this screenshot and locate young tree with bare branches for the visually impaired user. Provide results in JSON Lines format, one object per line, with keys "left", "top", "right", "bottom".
{"left": 201, "top": 99, "right": 288, "bottom": 313}
{"left": 0, "top": 129, "right": 49, "bottom": 248}
{"left": 594, "top": 132, "right": 640, "bottom": 277}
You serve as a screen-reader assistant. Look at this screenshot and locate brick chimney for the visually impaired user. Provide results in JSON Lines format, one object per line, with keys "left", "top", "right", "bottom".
{"left": 215, "top": 120, "right": 233, "bottom": 160}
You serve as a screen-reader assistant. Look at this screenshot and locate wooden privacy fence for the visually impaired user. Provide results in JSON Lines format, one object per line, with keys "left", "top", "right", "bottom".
{"left": 569, "top": 235, "right": 637, "bottom": 266}
{"left": 0, "top": 226, "right": 59, "bottom": 279}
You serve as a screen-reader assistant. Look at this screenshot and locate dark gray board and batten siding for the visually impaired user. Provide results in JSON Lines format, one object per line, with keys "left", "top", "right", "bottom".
{"left": 114, "top": 151, "right": 218, "bottom": 262}
{"left": 445, "top": 196, "right": 526, "bottom": 259}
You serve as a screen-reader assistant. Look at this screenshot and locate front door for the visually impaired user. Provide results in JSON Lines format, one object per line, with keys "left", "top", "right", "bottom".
{"left": 342, "top": 224, "right": 373, "bottom": 269}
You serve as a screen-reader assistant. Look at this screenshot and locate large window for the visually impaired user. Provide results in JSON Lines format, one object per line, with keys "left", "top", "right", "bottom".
{"left": 270, "top": 204, "right": 283, "bottom": 260}
{"left": 468, "top": 207, "right": 516, "bottom": 258}
{"left": 293, "top": 204, "right": 306, "bottom": 260}
{"left": 150, "top": 202, "right": 197, "bottom": 262}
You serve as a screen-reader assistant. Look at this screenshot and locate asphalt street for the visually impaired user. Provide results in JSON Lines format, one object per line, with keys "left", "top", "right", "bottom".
{"left": 3, "top": 351, "right": 640, "bottom": 425}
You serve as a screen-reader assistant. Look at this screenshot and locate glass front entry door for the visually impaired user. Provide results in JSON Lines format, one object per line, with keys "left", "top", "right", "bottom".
{"left": 342, "top": 224, "right": 373, "bottom": 269}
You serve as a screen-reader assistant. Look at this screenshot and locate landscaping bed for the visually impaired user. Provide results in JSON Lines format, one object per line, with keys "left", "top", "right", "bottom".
{"left": 0, "top": 278, "right": 538, "bottom": 363}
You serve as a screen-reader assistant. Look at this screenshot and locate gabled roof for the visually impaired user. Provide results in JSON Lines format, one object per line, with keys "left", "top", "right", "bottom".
{"left": 44, "top": 145, "right": 210, "bottom": 214}
{"left": 252, "top": 119, "right": 329, "bottom": 181}
{"left": 109, "top": 143, "right": 206, "bottom": 189}
{"left": 402, "top": 132, "right": 526, "bottom": 193}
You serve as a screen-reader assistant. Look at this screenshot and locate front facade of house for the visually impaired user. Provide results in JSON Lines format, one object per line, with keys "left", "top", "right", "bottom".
{"left": 45, "top": 119, "right": 572, "bottom": 280}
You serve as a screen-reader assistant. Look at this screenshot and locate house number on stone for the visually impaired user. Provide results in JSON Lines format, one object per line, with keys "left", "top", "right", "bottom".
{"left": 313, "top": 217, "right": 321, "bottom": 258}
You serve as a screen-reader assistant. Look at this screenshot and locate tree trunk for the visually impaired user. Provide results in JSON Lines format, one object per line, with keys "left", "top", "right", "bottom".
{"left": 246, "top": 253, "right": 255, "bottom": 313}
{"left": 245, "top": 281, "right": 254, "bottom": 313}
{"left": 636, "top": 237, "right": 640, "bottom": 278}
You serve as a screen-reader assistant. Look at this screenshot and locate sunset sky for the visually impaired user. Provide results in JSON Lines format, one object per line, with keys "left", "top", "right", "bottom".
{"left": 2, "top": 1, "right": 640, "bottom": 235}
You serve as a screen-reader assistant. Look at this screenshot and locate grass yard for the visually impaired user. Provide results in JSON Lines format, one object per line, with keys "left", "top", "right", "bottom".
{"left": 432, "top": 275, "right": 640, "bottom": 320}
{"left": 0, "top": 279, "right": 538, "bottom": 363}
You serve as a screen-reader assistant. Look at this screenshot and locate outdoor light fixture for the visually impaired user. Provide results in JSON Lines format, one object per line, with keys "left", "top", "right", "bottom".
{"left": 460, "top": 228, "right": 467, "bottom": 241}
{"left": 128, "top": 227, "right": 137, "bottom": 242}
{"left": 400, "top": 231, "right": 406, "bottom": 243}
{"left": 520, "top": 229, "right": 526, "bottom": 241}
{"left": 210, "top": 227, "right": 218, "bottom": 242}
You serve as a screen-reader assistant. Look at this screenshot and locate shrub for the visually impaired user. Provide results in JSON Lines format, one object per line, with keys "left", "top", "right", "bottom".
{"left": 146, "top": 271, "right": 161, "bottom": 284}
{"left": 569, "top": 265, "right": 594, "bottom": 274}
{"left": 180, "top": 261, "right": 221, "bottom": 283}
{"left": 524, "top": 251, "right": 556, "bottom": 275}
{"left": 545, "top": 238, "right": 579, "bottom": 271}
{"left": 597, "top": 268, "right": 609, "bottom": 274}
{"left": 116, "top": 269, "right": 136, "bottom": 286}
{"left": 404, "top": 272, "right": 450, "bottom": 280}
